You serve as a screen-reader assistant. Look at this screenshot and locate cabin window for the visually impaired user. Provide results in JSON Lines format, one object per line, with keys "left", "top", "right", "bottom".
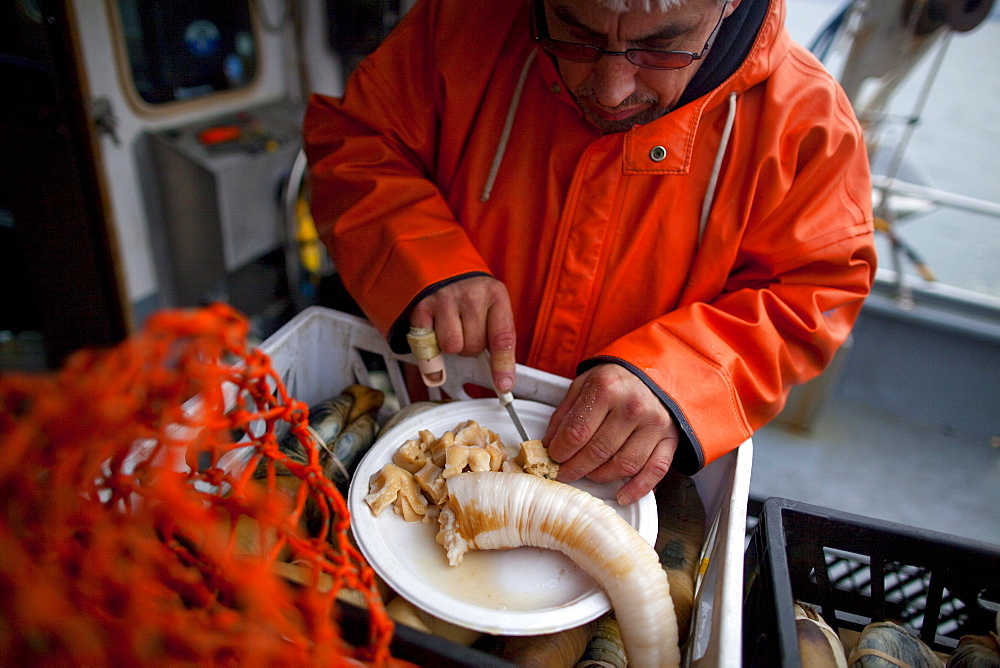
{"left": 111, "top": 0, "right": 259, "bottom": 109}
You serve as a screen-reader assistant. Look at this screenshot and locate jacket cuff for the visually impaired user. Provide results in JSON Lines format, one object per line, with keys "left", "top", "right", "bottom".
{"left": 576, "top": 355, "right": 705, "bottom": 475}
{"left": 386, "top": 271, "right": 494, "bottom": 354}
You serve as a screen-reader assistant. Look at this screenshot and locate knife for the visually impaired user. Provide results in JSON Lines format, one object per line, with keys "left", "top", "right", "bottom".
{"left": 480, "top": 351, "right": 531, "bottom": 442}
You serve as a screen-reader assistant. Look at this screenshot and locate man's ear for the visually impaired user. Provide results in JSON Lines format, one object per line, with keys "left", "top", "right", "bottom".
{"left": 725, "top": 0, "right": 743, "bottom": 17}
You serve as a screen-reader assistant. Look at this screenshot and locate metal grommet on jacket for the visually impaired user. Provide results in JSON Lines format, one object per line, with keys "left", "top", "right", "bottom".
{"left": 649, "top": 145, "right": 667, "bottom": 162}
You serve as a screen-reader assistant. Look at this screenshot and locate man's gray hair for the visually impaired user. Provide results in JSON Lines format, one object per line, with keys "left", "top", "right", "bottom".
{"left": 589, "top": 0, "right": 688, "bottom": 11}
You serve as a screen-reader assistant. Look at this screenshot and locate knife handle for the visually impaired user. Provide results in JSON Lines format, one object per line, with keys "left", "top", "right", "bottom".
{"left": 481, "top": 351, "right": 531, "bottom": 442}
{"left": 497, "top": 390, "right": 515, "bottom": 408}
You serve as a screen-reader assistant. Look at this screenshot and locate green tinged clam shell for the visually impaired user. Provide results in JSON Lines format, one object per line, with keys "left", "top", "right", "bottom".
{"left": 654, "top": 470, "right": 705, "bottom": 646}
{"left": 325, "top": 412, "right": 380, "bottom": 489}
{"left": 303, "top": 392, "right": 354, "bottom": 446}
{"left": 576, "top": 615, "right": 626, "bottom": 668}
{"left": 254, "top": 392, "right": 354, "bottom": 478}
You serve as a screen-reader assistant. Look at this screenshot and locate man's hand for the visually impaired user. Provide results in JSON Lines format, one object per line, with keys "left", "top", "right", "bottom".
{"left": 544, "top": 364, "right": 680, "bottom": 506}
{"left": 409, "top": 275, "right": 517, "bottom": 392}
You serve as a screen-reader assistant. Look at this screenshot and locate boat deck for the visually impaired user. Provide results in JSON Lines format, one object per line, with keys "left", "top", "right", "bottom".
{"left": 750, "top": 392, "right": 1000, "bottom": 547}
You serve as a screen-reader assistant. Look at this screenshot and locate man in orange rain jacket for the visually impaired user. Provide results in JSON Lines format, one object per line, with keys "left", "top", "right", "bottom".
{"left": 304, "top": 0, "right": 876, "bottom": 504}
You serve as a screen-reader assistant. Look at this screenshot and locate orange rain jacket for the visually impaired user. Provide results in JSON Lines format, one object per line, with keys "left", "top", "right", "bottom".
{"left": 304, "top": 0, "right": 876, "bottom": 473}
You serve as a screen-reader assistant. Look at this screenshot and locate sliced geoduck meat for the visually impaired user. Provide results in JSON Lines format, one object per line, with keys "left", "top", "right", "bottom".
{"left": 437, "top": 471, "right": 680, "bottom": 668}
{"left": 365, "top": 463, "right": 428, "bottom": 522}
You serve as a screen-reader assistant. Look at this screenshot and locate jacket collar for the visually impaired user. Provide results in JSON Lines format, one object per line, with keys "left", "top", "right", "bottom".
{"left": 623, "top": 0, "right": 789, "bottom": 174}
{"left": 676, "top": 0, "right": 771, "bottom": 108}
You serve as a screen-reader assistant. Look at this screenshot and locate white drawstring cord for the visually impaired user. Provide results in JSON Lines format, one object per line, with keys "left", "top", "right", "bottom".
{"left": 481, "top": 49, "right": 538, "bottom": 202}
{"left": 699, "top": 91, "right": 738, "bottom": 246}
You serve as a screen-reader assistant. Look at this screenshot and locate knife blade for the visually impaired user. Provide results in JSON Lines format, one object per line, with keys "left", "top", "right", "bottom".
{"left": 480, "top": 351, "right": 530, "bottom": 442}
{"left": 498, "top": 389, "right": 530, "bottom": 443}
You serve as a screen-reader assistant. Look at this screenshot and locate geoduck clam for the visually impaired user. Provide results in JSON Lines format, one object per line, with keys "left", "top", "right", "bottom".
{"left": 438, "top": 471, "right": 681, "bottom": 667}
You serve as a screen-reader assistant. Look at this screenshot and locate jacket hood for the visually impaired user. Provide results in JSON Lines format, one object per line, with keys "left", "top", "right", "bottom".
{"left": 676, "top": 0, "right": 774, "bottom": 108}
{"left": 719, "top": 0, "right": 791, "bottom": 98}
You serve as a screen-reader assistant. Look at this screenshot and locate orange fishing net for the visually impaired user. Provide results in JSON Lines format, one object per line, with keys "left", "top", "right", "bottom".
{"left": 0, "top": 303, "right": 402, "bottom": 666}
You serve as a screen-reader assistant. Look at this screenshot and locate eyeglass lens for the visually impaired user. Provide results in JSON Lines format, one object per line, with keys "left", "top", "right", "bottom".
{"left": 541, "top": 42, "right": 696, "bottom": 69}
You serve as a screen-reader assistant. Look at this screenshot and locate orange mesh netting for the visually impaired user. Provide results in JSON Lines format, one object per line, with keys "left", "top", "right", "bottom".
{"left": 0, "top": 303, "right": 403, "bottom": 666}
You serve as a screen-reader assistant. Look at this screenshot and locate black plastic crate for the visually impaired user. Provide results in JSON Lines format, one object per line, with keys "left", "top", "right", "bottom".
{"left": 339, "top": 601, "right": 515, "bottom": 667}
{"left": 743, "top": 497, "right": 1000, "bottom": 666}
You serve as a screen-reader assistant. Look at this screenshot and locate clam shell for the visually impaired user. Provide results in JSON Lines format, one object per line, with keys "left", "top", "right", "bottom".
{"left": 795, "top": 602, "right": 848, "bottom": 668}
{"left": 654, "top": 471, "right": 705, "bottom": 646}
{"left": 325, "top": 412, "right": 379, "bottom": 489}
{"left": 255, "top": 392, "right": 353, "bottom": 479}
{"left": 848, "top": 621, "right": 943, "bottom": 667}
{"left": 946, "top": 632, "right": 1000, "bottom": 667}
{"left": 489, "top": 619, "right": 597, "bottom": 668}
{"left": 303, "top": 392, "right": 354, "bottom": 446}
{"left": 576, "top": 615, "right": 627, "bottom": 668}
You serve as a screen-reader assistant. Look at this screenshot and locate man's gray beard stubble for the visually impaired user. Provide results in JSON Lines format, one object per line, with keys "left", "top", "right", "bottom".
{"left": 571, "top": 85, "right": 670, "bottom": 133}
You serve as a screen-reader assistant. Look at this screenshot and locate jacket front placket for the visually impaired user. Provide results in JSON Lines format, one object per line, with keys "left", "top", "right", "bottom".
{"left": 526, "top": 103, "right": 706, "bottom": 376}
{"left": 528, "top": 134, "right": 629, "bottom": 374}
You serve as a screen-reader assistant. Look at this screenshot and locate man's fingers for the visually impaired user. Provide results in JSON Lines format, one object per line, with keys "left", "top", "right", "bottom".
{"left": 486, "top": 300, "right": 517, "bottom": 393}
{"left": 614, "top": 438, "right": 676, "bottom": 506}
{"left": 585, "top": 426, "right": 653, "bottom": 483}
{"left": 544, "top": 363, "right": 680, "bottom": 503}
{"left": 409, "top": 276, "right": 514, "bottom": 362}
{"left": 553, "top": 409, "right": 631, "bottom": 482}
{"left": 542, "top": 381, "right": 580, "bottom": 445}
{"left": 433, "top": 314, "right": 465, "bottom": 356}
{"left": 489, "top": 347, "right": 516, "bottom": 393}
{"left": 546, "top": 378, "right": 609, "bottom": 477}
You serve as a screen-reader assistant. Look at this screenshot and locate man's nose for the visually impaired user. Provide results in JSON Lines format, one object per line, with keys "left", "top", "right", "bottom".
{"left": 591, "top": 53, "right": 640, "bottom": 108}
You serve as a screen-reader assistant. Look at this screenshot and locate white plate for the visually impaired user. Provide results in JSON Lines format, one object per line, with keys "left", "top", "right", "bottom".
{"left": 347, "top": 398, "right": 657, "bottom": 636}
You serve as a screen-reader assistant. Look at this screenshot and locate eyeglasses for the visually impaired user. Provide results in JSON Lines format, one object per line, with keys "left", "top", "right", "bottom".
{"left": 532, "top": 0, "right": 732, "bottom": 70}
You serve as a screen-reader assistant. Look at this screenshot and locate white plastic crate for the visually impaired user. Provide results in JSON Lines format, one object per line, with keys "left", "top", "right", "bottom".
{"left": 259, "top": 306, "right": 752, "bottom": 666}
